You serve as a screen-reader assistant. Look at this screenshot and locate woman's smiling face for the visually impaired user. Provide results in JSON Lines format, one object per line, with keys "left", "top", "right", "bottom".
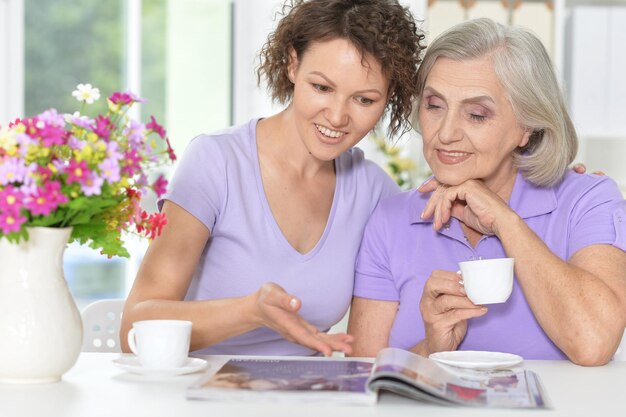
{"left": 418, "top": 56, "right": 531, "bottom": 190}
{"left": 288, "top": 37, "right": 390, "bottom": 162}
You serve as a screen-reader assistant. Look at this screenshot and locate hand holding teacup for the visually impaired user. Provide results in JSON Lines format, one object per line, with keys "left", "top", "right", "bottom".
{"left": 419, "top": 258, "right": 514, "bottom": 355}
{"left": 419, "top": 270, "right": 488, "bottom": 355}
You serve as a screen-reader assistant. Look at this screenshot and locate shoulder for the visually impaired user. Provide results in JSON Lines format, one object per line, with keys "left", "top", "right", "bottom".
{"left": 184, "top": 119, "right": 257, "bottom": 157}
{"left": 369, "top": 189, "right": 423, "bottom": 226}
{"left": 337, "top": 147, "right": 400, "bottom": 196}
{"left": 555, "top": 171, "right": 624, "bottom": 203}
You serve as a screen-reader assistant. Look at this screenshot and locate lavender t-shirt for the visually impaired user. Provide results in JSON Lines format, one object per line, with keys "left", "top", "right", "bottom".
{"left": 354, "top": 171, "right": 626, "bottom": 359}
{"left": 162, "top": 119, "right": 399, "bottom": 356}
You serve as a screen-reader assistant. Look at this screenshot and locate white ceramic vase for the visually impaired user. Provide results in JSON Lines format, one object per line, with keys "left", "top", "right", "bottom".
{"left": 0, "top": 227, "right": 83, "bottom": 383}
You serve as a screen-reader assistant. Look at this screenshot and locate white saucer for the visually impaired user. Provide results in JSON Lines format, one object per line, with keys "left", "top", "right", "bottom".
{"left": 429, "top": 350, "right": 523, "bottom": 370}
{"left": 113, "top": 356, "right": 208, "bottom": 376}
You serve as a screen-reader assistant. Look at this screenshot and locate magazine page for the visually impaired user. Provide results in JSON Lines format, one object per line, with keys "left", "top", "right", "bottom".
{"left": 369, "top": 348, "right": 548, "bottom": 408}
{"left": 187, "top": 357, "right": 377, "bottom": 406}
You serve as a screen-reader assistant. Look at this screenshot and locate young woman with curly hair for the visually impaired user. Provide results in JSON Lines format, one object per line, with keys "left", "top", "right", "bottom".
{"left": 121, "top": 0, "right": 426, "bottom": 357}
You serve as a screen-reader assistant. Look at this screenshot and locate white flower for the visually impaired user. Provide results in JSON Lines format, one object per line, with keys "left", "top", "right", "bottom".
{"left": 72, "top": 83, "right": 101, "bottom": 104}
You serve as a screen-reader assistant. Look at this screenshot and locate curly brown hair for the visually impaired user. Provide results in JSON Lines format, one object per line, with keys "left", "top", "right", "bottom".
{"left": 256, "top": 0, "right": 425, "bottom": 137}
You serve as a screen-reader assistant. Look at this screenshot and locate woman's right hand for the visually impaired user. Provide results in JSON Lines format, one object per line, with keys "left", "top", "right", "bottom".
{"left": 418, "top": 270, "right": 488, "bottom": 355}
{"left": 249, "top": 282, "right": 354, "bottom": 357}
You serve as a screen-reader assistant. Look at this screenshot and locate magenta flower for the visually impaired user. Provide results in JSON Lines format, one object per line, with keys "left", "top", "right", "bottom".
{"left": 45, "top": 181, "right": 69, "bottom": 206}
{"left": 146, "top": 116, "right": 166, "bottom": 139}
{"left": 165, "top": 137, "right": 177, "bottom": 161}
{"left": 93, "top": 115, "right": 114, "bottom": 140}
{"left": 152, "top": 175, "right": 168, "bottom": 198}
{"left": 39, "top": 124, "right": 66, "bottom": 147}
{"left": 109, "top": 92, "right": 135, "bottom": 105}
{"left": 0, "top": 210, "right": 27, "bottom": 234}
{"left": 21, "top": 117, "right": 41, "bottom": 139}
{"left": 0, "top": 185, "right": 24, "bottom": 213}
{"left": 65, "top": 160, "right": 90, "bottom": 185}
{"left": 23, "top": 181, "right": 68, "bottom": 217}
{"left": 121, "top": 149, "right": 142, "bottom": 176}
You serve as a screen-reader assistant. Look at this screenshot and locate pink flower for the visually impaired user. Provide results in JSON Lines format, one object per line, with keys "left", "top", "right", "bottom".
{"left": 45, "top": 181, "right": 69, "bottom": 206}
{"left": 122, "top": 149, "right": 142, "bottom": 176}
{"left": 22, "top": 182, "right": 68, "bottom": 217}
{"left": 166, "top": 137, "right": 177, "bottom": 161}
{"left": 0, "top": 157, "right": 28, "bottom": 185}
{"left": 80, "top": 175, "right": 104, "bottom": 196}
{"left": 0, "top": 210, "right": 27, "bottom": 234}
{"left": 8, "top": 118, "right": 22, "bottom": 128}
{"left": 146, "top": 116, "right": 166, "bottom": 139}
{"left": 93, "top": 115, "right": 114, "bottom": 140}
{"left": 152, "top": 175, "right": 168, "bottom": 197}
{"left": 108, "top": 91, "right": 137, "bottom": 105}
{"left": 21, "top": 117, "right": 41, "bottom": 139}
{"left": 39, "top": 124, "right": 66, "bottom": 147}
{"left": 0, "top": 185, "right": 24, "bottom": 213}
{"left": 99, "top": 158, "right": 121, "bottom": 183}
{"left": 66, "top": 160, "right": 90, "bottom": 185}
{"left": 123, "top": 120, "right": 145, "bottom": 147}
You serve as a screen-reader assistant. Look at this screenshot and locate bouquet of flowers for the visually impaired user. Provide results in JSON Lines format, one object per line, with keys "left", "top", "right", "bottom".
{"left": 0, "top": 83, "right": 176, "bottom": 257}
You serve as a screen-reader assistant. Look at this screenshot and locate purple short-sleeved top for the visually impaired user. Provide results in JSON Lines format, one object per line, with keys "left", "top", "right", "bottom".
{"left": 354, "top": 171, "right": 626, "bottom": 359}
{"left": 161, "top": 119, "right": 399, "bottom": 356}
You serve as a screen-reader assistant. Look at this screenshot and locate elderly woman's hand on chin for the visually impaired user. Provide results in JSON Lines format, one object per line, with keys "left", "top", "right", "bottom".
{"left": 415, "top": 178, "right": 497, "bottom": 357}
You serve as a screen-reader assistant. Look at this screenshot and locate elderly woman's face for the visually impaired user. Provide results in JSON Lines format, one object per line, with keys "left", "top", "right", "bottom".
{"left": 418, "top": 57, "right": 531, "bottom": 190}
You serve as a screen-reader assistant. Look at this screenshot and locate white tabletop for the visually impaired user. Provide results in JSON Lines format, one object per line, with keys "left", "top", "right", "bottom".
{"left": 1, "top": 353, "right": 624, "bottom": 417}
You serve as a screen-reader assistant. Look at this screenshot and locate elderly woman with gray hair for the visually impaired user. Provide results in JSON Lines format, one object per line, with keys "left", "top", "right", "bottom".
{"left": 348, "top": 18, "right": 626, "bottom": 365}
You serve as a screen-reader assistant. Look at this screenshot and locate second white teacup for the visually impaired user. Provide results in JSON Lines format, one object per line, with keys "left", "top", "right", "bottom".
{"left": 459, "top": 257, "right": 514, "bottom": 305}
{"left": 127, "top": 319, "right": 192, "bottom": 369}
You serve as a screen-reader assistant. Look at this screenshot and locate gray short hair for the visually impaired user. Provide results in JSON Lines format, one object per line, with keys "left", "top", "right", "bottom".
{"left": 415, "top": 18, "right": 577, "bottom": 187}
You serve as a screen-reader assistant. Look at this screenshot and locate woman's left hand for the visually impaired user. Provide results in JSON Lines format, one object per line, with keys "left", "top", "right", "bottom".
{"left": 418, "top": 178, "right": 514, "bottom": 236}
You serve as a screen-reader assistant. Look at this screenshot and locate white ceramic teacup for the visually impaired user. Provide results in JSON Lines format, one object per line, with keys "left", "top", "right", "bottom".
{"left": 458, "top": 258, "right": 514, "bottom": 305}
{"left": 127, "top": 320, "right": 192, "bottom": 369}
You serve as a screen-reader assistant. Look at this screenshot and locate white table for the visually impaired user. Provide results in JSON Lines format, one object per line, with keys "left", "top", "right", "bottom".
{"left": 1, "top": 353, "right": 624, "bottom": 417}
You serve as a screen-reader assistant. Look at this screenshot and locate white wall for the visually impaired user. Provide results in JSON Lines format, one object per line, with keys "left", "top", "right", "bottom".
{"left": 566, "top": 5, "right": 626, "bottom": 189}
{"left": 0, "top": 0, "right": 23, "bottom": 123}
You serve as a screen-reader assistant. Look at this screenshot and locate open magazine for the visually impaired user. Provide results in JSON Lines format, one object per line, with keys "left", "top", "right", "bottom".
{"left": 187, "top": 347, "right": 548, "bottom": 408}
{"left": 187, "top": 348, "right": 547, "bottom": 408}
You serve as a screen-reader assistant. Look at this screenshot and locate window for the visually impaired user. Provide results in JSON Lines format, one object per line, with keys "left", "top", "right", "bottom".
{"left": 18, "top": 0, "right": 232, "bottom": 308}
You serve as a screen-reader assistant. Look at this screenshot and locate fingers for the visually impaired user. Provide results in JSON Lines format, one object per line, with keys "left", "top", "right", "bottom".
{"left": 255, "top": 282, "right": 351, "bottom": 356}
{"left": 260, "top": 282, "right": 301, "bottom": 312}
{"left": 286, "top": 322, "right": 353, "bottom": 357}
{"left": 417, "top": 177, "right": 440, "bottom": 193}
{"left": 572, "top": 163, "right": 586, "bottom": 174}
{"left": 420, "top": 270, "right": 488, "bottom": 353}
{"left": 421, "top": 184, "right": 447, "bottom": 227}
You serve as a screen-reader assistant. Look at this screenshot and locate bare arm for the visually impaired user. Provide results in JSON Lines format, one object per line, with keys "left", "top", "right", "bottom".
{"left": 497, "top": 213, "right": 626, "bottom": 365}
{"left": 121, "top": 201, "right": 353, "bottom": 356}
{"left": 421, "top": 179, "right": 626, "bottom": 365}
{"left": 347, "top": 297, "right": 397, "bottom": 357}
